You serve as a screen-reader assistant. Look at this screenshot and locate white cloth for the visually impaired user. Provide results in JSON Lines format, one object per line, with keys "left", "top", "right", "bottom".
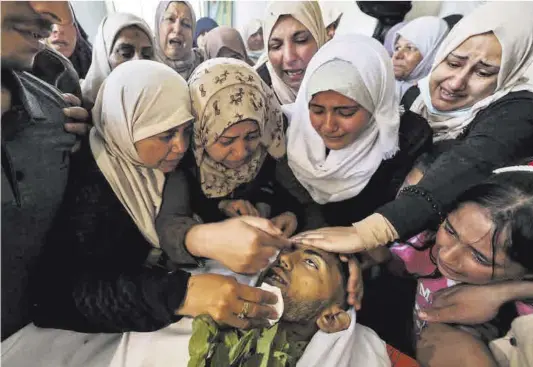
{"left": 80, "top": 12, "right": 154, "bottom": 104}
{"left": 319, "top": 1, "right": 343, "bottom": 28}
{"left": 89, "top": 60, "right": 193, "bottom": 246}
{"left": 260, "top": 1, "right": 327, "bottom": 104}
{"left": 1, "top": 260, "right": 390, "bottom": 367}
{"left": 394, "top": 16, "right": 449, "bottom": 98}
{"left": 286, "top": 34, "right": 400, "bottom": 204}
{"left": 334, "top": 2, "right": 378, "bottom": 38}
{"left": 410, "top": 1, "right": 533, "bottom": 142}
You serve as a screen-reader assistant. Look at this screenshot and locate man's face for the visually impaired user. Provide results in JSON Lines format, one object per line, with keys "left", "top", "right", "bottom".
{"left": 1, "top": 1, "right": 71, "bottom": 70}
{"left": 261, "top": 246, "right": 346, "bottom": 323}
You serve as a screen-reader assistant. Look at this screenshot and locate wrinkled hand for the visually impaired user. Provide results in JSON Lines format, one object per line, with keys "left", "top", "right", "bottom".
{"left": 340, "top": 255, "right": 364, "bottom": 310}
{"left": 219, "top": 200, "right": 260, "bottom": 217}
{"left": 186, "top": 216, "right": 292, "bottom": 274}
{"left": 178, "top": 274, "right": 279, "bottom": 329}
{"left": 271, "top": 212, "right": 298, "bottom": 237}
{"left": 419, "top": 283, "right": 505, "bottom": 325}
{"left": 62, "top": 93, "right": 91, "bottom": 153}
{"left": 291, "top": 226, "right": 365, "bottom": 254}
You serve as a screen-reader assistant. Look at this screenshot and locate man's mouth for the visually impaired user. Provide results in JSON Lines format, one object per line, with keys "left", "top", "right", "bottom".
{"left": 51, "top": 40, "right": 69, "bottom": 46}
{"left": 264, "top": 267, "right": 289, "bottom": 287}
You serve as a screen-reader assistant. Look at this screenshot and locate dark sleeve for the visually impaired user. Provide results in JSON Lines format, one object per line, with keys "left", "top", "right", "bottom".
{"left": 377, "top": 95, "right": 533, "bottom": 239}
{"left": 31, "top": 150, "right": 191, "bottom": 333}
{"left": 156, "top": 169, "right": 201, "bottom": 266}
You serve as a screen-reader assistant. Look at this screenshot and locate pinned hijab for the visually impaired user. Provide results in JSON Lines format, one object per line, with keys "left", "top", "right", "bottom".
{"left": 259, "top": 1, "right": 327, "bottom": 104}
{"left": 285, "top": 34, "right": 400, "bottom": 204}
{"left": 194, "top": 17, "right": 219, "bottom": 47}
{"left": 241, "top": 19, "right": 264, "bottom": 63}
{"left": 203, "top": 26, "right": 253, "bottom": 65}
{"left": 189, "top": 58, "right": 286, "bottom": 198}
{"left": 154, "top": 1, "right": 204, "bottom": 80}
{"left": 394, "top": 16, "right": 449, "bottom": 98}
{"left": 411, "top": 1, "right": 533, "bottom": 142}
{"left": 81, "top": 13, "right": 153, "bottom": 104}
{"left": 89, "top": 60, "right": 194, "bottom": 246}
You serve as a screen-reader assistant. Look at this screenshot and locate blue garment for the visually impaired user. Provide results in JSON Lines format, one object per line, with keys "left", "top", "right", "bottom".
{"left": 194, "top": 17, "right": 218, "bottom": 46}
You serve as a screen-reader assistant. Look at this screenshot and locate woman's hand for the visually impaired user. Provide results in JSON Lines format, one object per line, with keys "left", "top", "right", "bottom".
{"left": 360, "top": 247, "right": 393, "bottom": 271}
{"left": 177, "top": 274, "right": 279, "bottom": 329}
{"left": 418, "top": 283, "right": 508, "bottom": 325}
{"left": 271, "top": 212, "right": 298, "bottom": 237}
{"left": 219, "top": 200, "right": 261, "bottom": 217}
{"left": 62, "top": 93, "right": 91, "bottom": 152}
{"left": 185, "top": 216, "right": 292, "bottom": 274}
{"left": 340, "top": 255, "right": 364, "bottom": 310}
{"left": 291, "top": 226, "right": 364, "bottom": 253}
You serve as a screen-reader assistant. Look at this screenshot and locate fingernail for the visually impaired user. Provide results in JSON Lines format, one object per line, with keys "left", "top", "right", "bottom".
{"left": 62, "top": 108, "right": 70, "bottom": 117}
{"left": 419, "top": 311, "right": 427, "bottom": 319}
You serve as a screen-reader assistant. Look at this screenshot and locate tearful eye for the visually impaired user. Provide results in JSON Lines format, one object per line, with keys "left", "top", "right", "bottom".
{"left": 304, "top": 258, "right": 318, "bottom": 269}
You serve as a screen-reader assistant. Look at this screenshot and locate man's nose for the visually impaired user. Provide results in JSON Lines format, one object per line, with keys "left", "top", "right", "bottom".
{"left": 278, "top": 253, "right": 293, "bottom": 271}
{"left": 30, "top": 1, "right": 73, "bottom": 25}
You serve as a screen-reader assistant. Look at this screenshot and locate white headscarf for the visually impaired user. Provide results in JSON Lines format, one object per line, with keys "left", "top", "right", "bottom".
{"left": 285, "top": 34, "right": 400, "bottom": 204}
{"left": 410, "top": 1, "right": 533, "bottom": 142}
{"left": 89, "top": 60, "right": 194, "bottom": 246}
{"left": 81, "top": 13, "right": 154, "bottom": 105}
{"left": 241, "top": 19, "right": 264, "bottom": 63}
{"left": 258, "top": 1, "right": 327, "bottom": 104}
{"left": 394, "top": 16, "right": 449, "bottom": 98}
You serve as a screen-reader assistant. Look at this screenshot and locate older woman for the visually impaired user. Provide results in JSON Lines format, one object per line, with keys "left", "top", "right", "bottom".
{"left": 392, "top": 16, "right": 449, "bottom": 99}
{"left": 256, "top": 1, "right": 327, "bottom": 104}
{"left": 185, "top": 58, "right": 300, "bottom": 236}
{"left": 31, "top": 60, "right": 283, "bottom": 333}
{"left": 294, "top": 1, "right": 533, "bottom": 300}
{"left": 194, "top": 16, "right": 218, "bottom": 48}
{"left": 276, "top": 34, "right": 431, "bottom": 229}
{"left": 202, "top": 26, "right": 253, "bottom": 65}
{"left": 154, "top": 1, "right": 204, "bottom": 80}
{"left": 81, "top": 12, "right": 154, "bottom": 105}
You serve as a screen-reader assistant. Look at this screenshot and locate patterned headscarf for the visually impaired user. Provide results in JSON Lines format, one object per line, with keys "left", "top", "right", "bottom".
{"left": 189, "top": 58, "right": 286, "bottom": 198}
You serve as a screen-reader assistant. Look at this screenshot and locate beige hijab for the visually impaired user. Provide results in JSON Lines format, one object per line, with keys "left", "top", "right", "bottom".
{"left": 203, "top": 26, "right": 252, "bottom": 65}
{"left": 154, "top": 1, "right": 204, "bottom": 80}
{"left": 89, "top": 60, "right": 194, "bottom": 246}
{"left": 189, "top": 58, "right": 286, "bottom": 198}
{"left": 81, "top": 12, "right": 154, "bottom": 104}
{"left": 259, "top": 1, "right": 327, "bottom": 104}
{"left": 410, "top": 1, "right": 533, "bottom": 142}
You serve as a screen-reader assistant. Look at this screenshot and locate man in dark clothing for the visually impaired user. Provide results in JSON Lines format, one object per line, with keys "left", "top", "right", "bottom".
{"left": 1, "top": 1, "right": 88, "bottom": 340}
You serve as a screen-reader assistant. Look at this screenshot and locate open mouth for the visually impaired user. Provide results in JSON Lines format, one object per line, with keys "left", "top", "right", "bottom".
{"left": 51, "top": 40, "right": 69, "bottom": 46}
{"left": 263, "top": 267, "right": 289, "bottom": 287}
{"left": 283, "top": 69, "right": 304, "bottom": 80}
{"left": 169, "top": 37, "right": 184, "bottom": 47}
{"left": 439, "top": 86, "right": 465, "bottom": 101}
{"left": 323, "top": 134, "right": 345, "bottom": 141}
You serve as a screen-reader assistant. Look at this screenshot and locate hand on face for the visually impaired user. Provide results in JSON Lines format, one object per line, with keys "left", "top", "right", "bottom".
{"left": 291, "top": 226, "right": 364, "bottom": 254}
{"left": 186, "top": 216, "right": 292, "bottom": 274}
{"left": 177, "top": 273, "right": 279, "bottom": 329}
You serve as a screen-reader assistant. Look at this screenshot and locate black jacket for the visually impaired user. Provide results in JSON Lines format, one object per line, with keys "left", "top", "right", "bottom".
{"left": 378, "top": 90, "right": 533, "bottom": 239}
{"left": 1, "top": 69, "right": 76, "bottom": 340}
{"left": 31, "top": 144, "right": 190, "bottom": 333}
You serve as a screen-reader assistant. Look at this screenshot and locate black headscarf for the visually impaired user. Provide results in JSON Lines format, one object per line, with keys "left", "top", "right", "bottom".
{"left": 68, "top": 4, "right": 93, "bottom": 79}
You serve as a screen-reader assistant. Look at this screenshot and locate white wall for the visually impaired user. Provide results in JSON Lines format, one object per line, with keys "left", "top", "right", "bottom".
{"left": 71, "top": 1, "right": 109, "bottom": 43}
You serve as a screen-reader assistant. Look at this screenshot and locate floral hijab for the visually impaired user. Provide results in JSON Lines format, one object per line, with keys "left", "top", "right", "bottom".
{"left": 189, "top": 58, "right": 286, "bottom": 198}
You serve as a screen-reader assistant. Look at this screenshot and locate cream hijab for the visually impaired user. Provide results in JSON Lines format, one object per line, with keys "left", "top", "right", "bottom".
{"left": 258, "top": 1, "right": 327, "bottom": 104}
{"left": 203, "top": 26, "right": 252, "bottom": 65}
{"left": 411, "top": 1, "right": 533, "bottom": 142}
{"left": 81, "top": 12, "right": 154, "bottom": 105}
{"left": 285, "top": 34, "right": 400, "bottom": 205}
{"left": 189, "top": 58, "right": 286, "bottom": 198}
{"left": 89, "top": 60, "right": 194, "bottom": 246}
{"left": 394, "top": 16, "right": 449, "bottom": 99}
{"left": 154, "top": 1, "right": 204, "bottom": 80}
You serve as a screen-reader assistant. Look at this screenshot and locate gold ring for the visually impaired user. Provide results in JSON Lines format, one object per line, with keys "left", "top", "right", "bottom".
{"left": 237, "top": 301, "right": 250, "bottom": 319}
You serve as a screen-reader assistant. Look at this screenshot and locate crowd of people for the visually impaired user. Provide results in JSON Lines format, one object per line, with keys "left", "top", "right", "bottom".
{"left": 2, "top": 1, "right": 533, "bottom": 366}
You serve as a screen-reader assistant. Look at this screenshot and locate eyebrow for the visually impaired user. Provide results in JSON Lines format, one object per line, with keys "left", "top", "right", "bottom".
{"left": 309, "top": 103, "right": 359, "bottom": 109}
{"left": 221, "top": 129, "right": 260, "bottom": 139}
{"left": 449, "top": 52, "right": 500, "bottom": 70}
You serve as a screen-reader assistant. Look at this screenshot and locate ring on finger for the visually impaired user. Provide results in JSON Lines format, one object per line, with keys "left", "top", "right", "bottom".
{"left": 237, "top": 301, "right": 250, "bottom": 319}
